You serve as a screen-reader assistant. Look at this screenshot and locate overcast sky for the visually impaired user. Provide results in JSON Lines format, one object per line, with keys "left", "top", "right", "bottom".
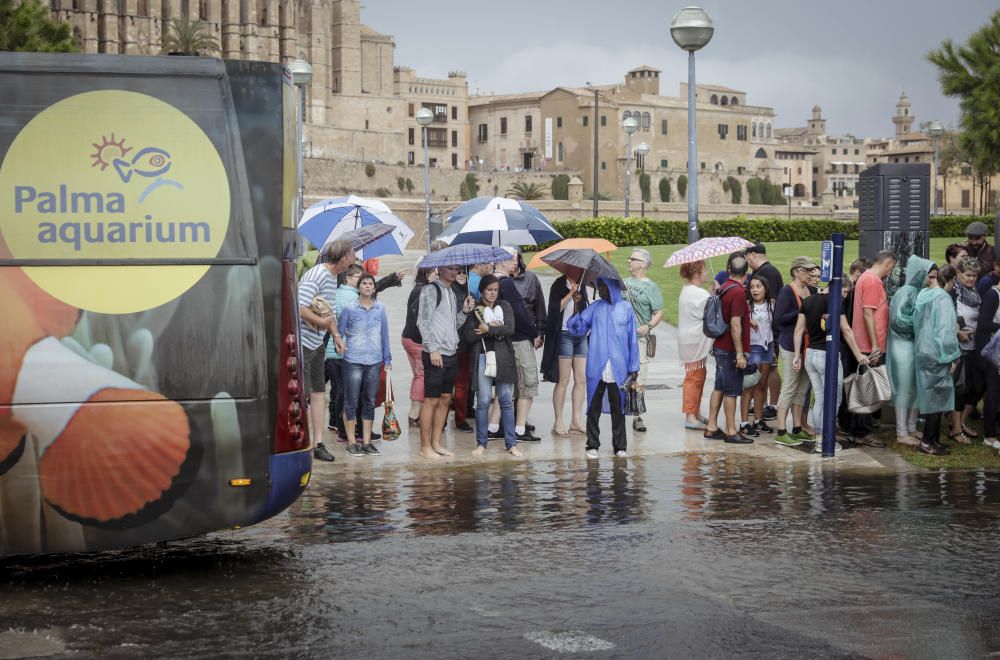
{"left": 364, "top": 0, "right": 995, "bottom": 138}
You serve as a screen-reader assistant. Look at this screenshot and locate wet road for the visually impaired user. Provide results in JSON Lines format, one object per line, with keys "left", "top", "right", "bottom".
{"left": 3, "top": 454, "right": 1000, "bottom": 658}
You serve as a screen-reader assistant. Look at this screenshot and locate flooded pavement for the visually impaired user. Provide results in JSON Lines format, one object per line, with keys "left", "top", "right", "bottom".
{"left": 3, "top": 454, "right": 1000, "bottom": 658}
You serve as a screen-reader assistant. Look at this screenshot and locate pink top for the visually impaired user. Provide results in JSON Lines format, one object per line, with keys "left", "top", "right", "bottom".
{"left": 852, "top": 270, "right": 889, "bottom": 353}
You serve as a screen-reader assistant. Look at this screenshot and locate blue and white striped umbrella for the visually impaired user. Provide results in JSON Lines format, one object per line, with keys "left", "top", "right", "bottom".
{"left": 299, "top": 195, "right": 414, "bottom": 259}
{"left": 438, "top": 196, "right": 562, "bottom": 246}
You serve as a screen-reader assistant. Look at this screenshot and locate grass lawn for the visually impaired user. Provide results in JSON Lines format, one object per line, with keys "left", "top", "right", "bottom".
{"left": 880, "top": 418, "right": 1000, "bottom": 470}
{"left": 609, "top": 237, "right": 966, "bottom": 326}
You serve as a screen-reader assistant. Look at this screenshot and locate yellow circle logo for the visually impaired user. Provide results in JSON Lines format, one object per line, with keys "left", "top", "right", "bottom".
{"left": 0, "top": 90, "right": 230, "bottom": 314}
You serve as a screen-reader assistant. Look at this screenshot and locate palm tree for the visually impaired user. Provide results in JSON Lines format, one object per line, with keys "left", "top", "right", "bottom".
{"left": 507, "top": 181, "right": 548, "bottom": 200}
{"left": 160, "top": 15, "right": 220, "bottom": 55}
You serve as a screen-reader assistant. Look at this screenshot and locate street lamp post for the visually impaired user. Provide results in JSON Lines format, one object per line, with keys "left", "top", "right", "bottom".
{"left": 288, "top": 58, "right": 313, "bottom": 229}
{"left": 623, "top": 117, "right": 639, "bottom": 217}
{"left": 415, "top": 107, "right": 434, "bottom": 251}
{"left": 671, "top": 6, "right": 714, "bottom": 244}
{"left": 928, "top": 120, "right": 944, "bottom": 216}
{"left": 636, "top": 141, "right": 650, "bottom": 217}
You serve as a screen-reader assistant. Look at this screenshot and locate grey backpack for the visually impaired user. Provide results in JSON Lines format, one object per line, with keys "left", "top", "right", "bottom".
{"left": 703, "top": 283, "right": 740, "bottom": 338}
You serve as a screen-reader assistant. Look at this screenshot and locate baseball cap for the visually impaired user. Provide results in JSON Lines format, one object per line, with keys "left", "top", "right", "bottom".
{"left": 965, "top": 221, "right": 988, "bottom": 237}
{"left": 714, "top": 270, "right": 728, "bottom": 286}
{"left": 790, "top": 256, "right": 819, "bottom": 273}
{"left": 744, "top": 242, "right": 766, "bottom": 255}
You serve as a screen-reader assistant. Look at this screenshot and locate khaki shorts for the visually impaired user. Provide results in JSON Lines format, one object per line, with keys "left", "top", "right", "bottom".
{"left": 637, "top": 335, "right": 650, "bottom": 387}
{"left": 776, "top": 347, "right": 810, "bottom": 409}
{"left": 512, "top": 339, "right": 539, "bottom": 398}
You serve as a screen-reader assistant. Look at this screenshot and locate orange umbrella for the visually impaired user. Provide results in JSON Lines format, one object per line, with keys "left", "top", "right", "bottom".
{"left": 527, "top": 238, "right": 617, "bottom": 270}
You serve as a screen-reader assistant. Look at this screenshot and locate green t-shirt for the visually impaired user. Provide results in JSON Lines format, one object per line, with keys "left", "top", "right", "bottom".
{"left": 625, "top": 277, "right": 664, "bottom": 326}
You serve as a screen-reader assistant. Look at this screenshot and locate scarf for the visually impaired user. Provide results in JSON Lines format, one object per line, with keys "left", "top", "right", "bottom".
{"left": 956, "top": 282, "right": 981, "bottom": 309}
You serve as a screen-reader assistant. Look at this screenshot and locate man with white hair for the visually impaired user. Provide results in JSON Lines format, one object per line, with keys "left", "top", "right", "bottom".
{"left": 624, "top": 247, "right": 664, "bottom": 433}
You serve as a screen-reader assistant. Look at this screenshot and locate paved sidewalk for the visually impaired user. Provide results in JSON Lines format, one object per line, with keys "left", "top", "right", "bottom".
{"left": 317, "top": 251, "right": 911, "bottom": 472}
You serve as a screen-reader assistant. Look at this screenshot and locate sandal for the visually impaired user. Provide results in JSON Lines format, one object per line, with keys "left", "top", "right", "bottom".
{"left": 961, "top": 424, "right": 979, "bottom": 439}
{"left": 948, "top": 431, "right": 972, "bottom": 445}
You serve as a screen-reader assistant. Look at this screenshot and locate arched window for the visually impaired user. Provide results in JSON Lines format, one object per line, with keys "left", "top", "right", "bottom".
{"left": 755, "top": 148, "right": 767, "bottom": 159}
{"left": 752, "top": 122, "right": 757, "bottom": 138}
{"left": 730, "top": 96, "right": 739, "bottom": 106}
{"left": 794, "top": 183, "right": 806, "bottom": 197}
{"left": 720, "top": 96, "right": 728, "bottom": 106}
{"left": 766, "top": 124, "right": 772, "bottom": 139}
{"left": 714, "top": 161, "right": 723, "bottom": 172}
{"left": 623, "top": 110, "right": 632, "bottom": 120}
{"left": 641, "top": 112, "right": 650, "bottom": 130}
{"left": 710, "top": 94, "right": 718, "bottom": 104}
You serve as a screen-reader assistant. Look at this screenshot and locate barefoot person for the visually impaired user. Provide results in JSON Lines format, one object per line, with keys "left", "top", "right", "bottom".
{"left": 541, "top": 274, "right": 589, "bottom": 436}
{"left": 416, "top": 263, "right": 474, "bottom": 459}
{"left": 462, "top": 275, "right": 521, "bottom": 456}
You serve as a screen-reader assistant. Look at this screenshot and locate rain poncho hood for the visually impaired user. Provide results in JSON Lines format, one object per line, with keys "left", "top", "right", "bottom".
{"left": 913, "top": 284, "right": 961, "bottom": 414}
{"left": 887, "top": 256, "right": 932, "bottom": 409}
{"left": 566, "top": 276, "right": 641, "bottom": 414}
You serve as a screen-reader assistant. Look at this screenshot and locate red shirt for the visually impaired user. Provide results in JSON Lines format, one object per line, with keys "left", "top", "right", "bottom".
{"left": 851, "top": 270, "right": 888, "bottom": 353}
{"left": 714, "top": 278, "right": 751, "bottom": 353}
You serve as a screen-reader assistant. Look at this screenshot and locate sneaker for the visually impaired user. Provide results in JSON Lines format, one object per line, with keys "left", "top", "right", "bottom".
{"left": 327, "top": 421, "right": 337, "bottom": 431}
{"left": 525, "top": 423, "right": 536, "bottom": 433}
{"left": 487, "top": 428, "right": 504, "bottom": 439}
{"left": 516, "top": 431, "right": 541, "bottom": 442}
{"left": 361, "top": 443, "right": 381, "bottom": 456}
{"left": 985, "top": 438, "right": 1000, "bottom": 449}
{"left": 355, "top": 431, "right": 382, "bottom": 441}
{"left": 586, "top": 448, "right": 599, "bottom": 459}
{"left": 789, "top": 430, "right": 815, "bottom": 442}
{"left": 740, "top": 423, "right": 760, "bottom": 438}
{"left": 725, "top": 433, "right": 754, "bottom": 444}
{"left": 314, "top": 443, "right": 336, "bottom": 462}
{"left": 336, "top": 432, "right": 349, "bottom": 444}
{"left": 754, "top": 420, "right": 775, "bottom": 434}
{"left": 775, "top": 433, "right": 804, "bottom": 447}
{"left": 455, "top": 421, "right": 474, "bottom": 433}
{"left": 614, "top": 450, "right": 628, "bottom": 457}
{"left": 633, "top": 417, "right": 647, "bottom": 432}
{"left": 703, "top": 428, "right": 726, "bottom": 440}
{"left": 346, "top": 443, "right": 364, "bottom": 458}
{"left": 760, "top": 405, "right": 778, "bottom": 421}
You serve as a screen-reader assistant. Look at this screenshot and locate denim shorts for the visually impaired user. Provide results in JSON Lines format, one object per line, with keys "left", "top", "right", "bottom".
{"left": 747, "top": 343, "right": 773, "bottom": 368}
{"left": 713, "top": 348, "right": 743, "bottom": 397}
{"left": 558, "top": 331, "right": 588, "bottom": 358}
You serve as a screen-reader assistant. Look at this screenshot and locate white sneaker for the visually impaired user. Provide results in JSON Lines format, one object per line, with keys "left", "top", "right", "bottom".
{"left": 586, "top": 449, "right": 599, "bottom": 459}
{"left": 985, "top": 438, "right": 1000, "bottom": 449}
{"left": 614, "top": 450, "right": 628, "bottom": 458}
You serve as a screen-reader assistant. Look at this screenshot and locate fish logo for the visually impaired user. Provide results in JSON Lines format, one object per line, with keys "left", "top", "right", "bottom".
{"left": 91, "top": 135, "right": 184, "bottom": 203}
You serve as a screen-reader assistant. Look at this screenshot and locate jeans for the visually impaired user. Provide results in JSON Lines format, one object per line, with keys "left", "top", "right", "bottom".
{"left": 804, "top": 348, "right": 842, "bottom": 433}
{"left": 341, "top": 361, "right": 381, "bottom": 421}
{"left": 476, "top": 354, "right": 516, "bottom": 449}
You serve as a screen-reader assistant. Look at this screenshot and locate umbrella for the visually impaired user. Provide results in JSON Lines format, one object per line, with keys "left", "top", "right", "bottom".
{"left": 527, "top": 238, "right": 617, "bottom": 270}
{"left": 299, "top": 195, "right": 415, "bottom": 259}
{"left": 437, "top": 196, "right": 562, "bottom": 246}
{"left": 336, "top": 224, "right": 396, "bottom": 254}
{"left": 662, "top": 236, "right": 755, "bottom": 268}
{"left": 416, "top": 244, "right": 514, "bottom": 269}
{"left": 541, "top": 248, "right": 622, "bottom": 286}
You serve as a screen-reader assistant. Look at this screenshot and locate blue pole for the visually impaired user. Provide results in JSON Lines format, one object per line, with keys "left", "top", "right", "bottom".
{"left": 822, "top": 232, "right": 845, "bottom": 457}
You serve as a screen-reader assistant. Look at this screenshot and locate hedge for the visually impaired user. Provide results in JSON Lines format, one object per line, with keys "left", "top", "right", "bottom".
{"left": 527, "top": 214, "right": 992, "bottom": 251}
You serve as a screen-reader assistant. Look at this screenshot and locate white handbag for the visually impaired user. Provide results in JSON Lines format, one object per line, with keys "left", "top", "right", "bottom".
{"left": 482, "top": 338, "right": 497, "bottom": 378}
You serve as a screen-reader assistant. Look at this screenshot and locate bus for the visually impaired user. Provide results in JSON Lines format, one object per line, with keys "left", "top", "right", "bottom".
{"left": 0, "top": 53, "right": 310, "bottom": 556}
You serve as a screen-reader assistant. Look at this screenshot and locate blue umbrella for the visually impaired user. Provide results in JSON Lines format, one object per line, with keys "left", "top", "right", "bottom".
{"left": 417, "top": 244, "right": 514, "bottom": 269}
{"left": 298, "top": 195, "right": 413, "bottom": 259}
{"left": 437, "top": 196, "right": 562, "bottom": 246}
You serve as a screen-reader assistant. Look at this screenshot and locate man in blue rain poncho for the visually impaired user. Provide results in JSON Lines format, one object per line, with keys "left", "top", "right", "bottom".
{"left": 887, "top": 255, "right": 933, "bottom": 447}
{"left": 913, "top": 263, "right": 961, "bottom": 456}
{"left": 567, "top": 276, "right": 640, "bottom": 458}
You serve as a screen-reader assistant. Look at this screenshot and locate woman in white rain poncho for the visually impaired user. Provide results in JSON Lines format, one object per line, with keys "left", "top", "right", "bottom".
{"left": 887, "top": 255, "right": 933, "bottom": 447}
{"left": 912, "top": 263, "right": 961, "bottom": 456}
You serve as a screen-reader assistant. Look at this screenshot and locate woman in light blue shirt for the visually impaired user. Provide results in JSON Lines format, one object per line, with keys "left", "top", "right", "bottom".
{"left": 338, "top": 273, "right": 392, "bottom": 456}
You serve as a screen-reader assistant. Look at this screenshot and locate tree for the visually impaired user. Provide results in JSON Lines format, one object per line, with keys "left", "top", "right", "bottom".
{"left": 726, "top": 176, "right": 742, "bottom": 204}
{"left": 551, "top": 174, "right": 570, "bottom": 200}
{"left": 508, "top": 181, "right": 547, "bottom": 200}
{"left": 405, "top": 178, "right": 414, "bottom": 193}
{"left": 160, "top": 15, "right": 220, "bottom": 55}
{"left": 459, "top": 173, "right": 480, "bottom": 200}
{"left": 658, "top": 177, "right": 672, "bottom": 202}
{"left": 928, "top": 11, "right": 1000, "bottom": 214}
{"left": 0, "top": 0, "right": 76, "bottom": 52}
{"left": 677, "top": 174, "right": 688, "bottom": 200}
{"left": 639, "top": 172, "right": 651, "bottom": 203}
{"left": 746, "top": 177, "right": 762, "bottom": 204}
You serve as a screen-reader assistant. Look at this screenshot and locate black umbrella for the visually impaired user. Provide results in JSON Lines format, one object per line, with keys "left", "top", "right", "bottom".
{"left": 540, "top": 248, "right": 622, "bottom": 286}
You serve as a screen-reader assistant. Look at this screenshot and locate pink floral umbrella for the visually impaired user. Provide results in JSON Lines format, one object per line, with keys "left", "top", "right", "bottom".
{"left": 662, "top": 236, "right": 755, "bottom": 267}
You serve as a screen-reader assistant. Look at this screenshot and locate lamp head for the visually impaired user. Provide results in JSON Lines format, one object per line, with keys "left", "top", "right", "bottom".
{"left": 636, "top": 142, "right": 650, "bottom": 156}
{"left": 288, "top": 58, "right": 313, "bottom": 86}
{"left": 927, "top": 120, "right": 944, "bottom": 138}
{"left": 670, "top": 6, "right": 714, "bottom": 52}
{"left": 623, "top": 117, "right": 639, "bottom": 135}
{"left": 415, "top": 107, "right": 434, "bottom": 126}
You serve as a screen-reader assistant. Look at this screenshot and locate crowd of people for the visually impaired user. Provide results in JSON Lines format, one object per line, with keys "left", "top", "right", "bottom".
{"left": 300, "top": 220, "right": 1000, "bottom": 462}
{"left": 678, "top": 220, "right": 1000, "bottom": 456}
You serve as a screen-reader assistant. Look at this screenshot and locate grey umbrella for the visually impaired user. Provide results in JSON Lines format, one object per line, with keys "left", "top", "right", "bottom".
{"left": 540, "top": 248, "right": 622, "bottom": 286}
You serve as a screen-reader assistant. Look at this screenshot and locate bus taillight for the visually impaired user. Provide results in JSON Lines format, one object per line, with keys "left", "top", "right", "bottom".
{"left": 274, "top": 261, "right": 308, "bottom": 453}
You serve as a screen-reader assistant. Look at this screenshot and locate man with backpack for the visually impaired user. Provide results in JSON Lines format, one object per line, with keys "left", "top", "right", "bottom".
{"left": 703, "top": 255, "right": 754, "bottom": 444}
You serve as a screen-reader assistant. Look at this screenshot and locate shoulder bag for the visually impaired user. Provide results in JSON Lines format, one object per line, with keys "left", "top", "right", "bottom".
{"left": 624, "top": 285, "right": 657, "bottom": 357}
{"left": 481, "top": 337, "right": 497, "bottom": 378}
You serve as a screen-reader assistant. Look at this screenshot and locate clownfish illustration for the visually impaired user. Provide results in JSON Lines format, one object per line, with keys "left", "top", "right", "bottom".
{"left": 112, "top": 146, "right": 172, "bottom": 183}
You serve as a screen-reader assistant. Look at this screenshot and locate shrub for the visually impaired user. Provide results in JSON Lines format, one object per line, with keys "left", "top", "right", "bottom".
{"left": 508, "top": 181, "right": 547, "bottom": 200}
{"left": 397, "top": 176, "right": 406, "bottom": 192}
{"left": 727, "top": 177, "right": 742, "bottom": 204}
{"left": 364, "top": 162, "right": 376, "bottom": 177}
{"left": 459, "top": 173, "right": 480, "bottom": 200}
{"left": 639, "top": 172, "right": 651, "bottom": 203}
{"left": 405, "top": 178, "right": 414, "bottom": 193}
{"left": 659, "top": 177, "right": 672, "bottom": 202}
{"left": 551, "top": 173, "right": 571, "bottom": 200}
{"left": 746, "top": 177, "right": 762, "bottom": 204}
{"left": 374, "top": 187, "right": 392, "bottom": 197}
{"left": 677, "top": 174, "right": 688, "bottom": 199}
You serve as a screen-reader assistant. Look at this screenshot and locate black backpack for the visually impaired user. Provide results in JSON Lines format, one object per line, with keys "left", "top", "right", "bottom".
{"left": 703, "top": 282, "right": 740, "bottom": 338}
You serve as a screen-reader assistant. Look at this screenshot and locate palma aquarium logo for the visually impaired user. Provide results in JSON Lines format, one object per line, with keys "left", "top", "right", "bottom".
{"left": 0, "top": 90, "right": 231, "bottom": 313}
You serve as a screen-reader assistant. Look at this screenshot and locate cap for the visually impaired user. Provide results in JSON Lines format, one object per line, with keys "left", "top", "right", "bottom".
{"left": 500, "top": 246, "right": 518, "bottom": 258}
{"left": 744, "top": 242, "right": 766, "bottom": 255}
{"left": 965, "top": 221, "right": 988, "bottom": 237}
{"left": 714, "top": 270, "right": 728, "bottom": 286}
{"left": 790, "top": 256, "right": 819, "bottom": 273}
